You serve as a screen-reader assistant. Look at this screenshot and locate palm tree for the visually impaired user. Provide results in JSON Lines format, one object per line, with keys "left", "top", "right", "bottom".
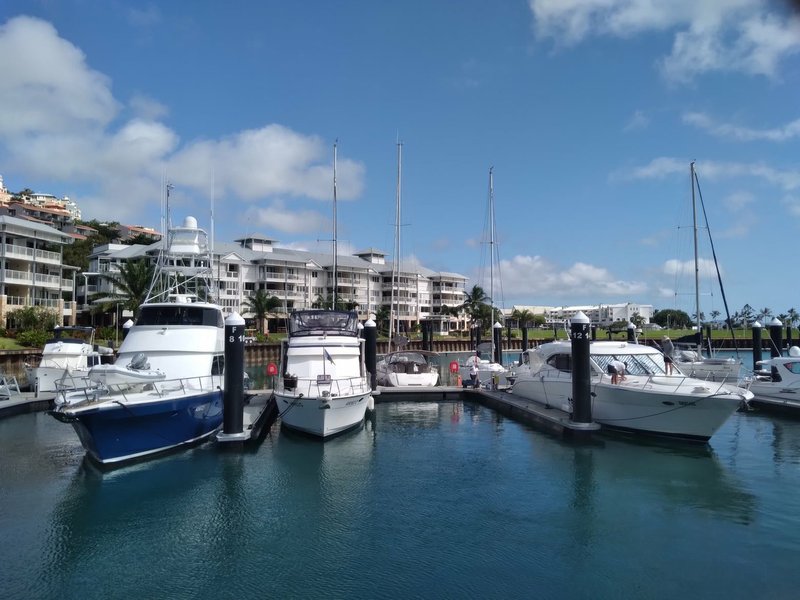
{"left": 787, "top": 307, "right": 798, "bottom": 329}
{"left": 96, "top": 259, "right": 155, "bottom": 315}
{"left": 243, "top": 290, "right": 282, "bottom": 335}
{"left": 710, "top": 310, "right": 720, "bottom": 327}
{"left": 459, "top": 285, "right": 491, "bottom": 333}
{"left": 758, "top": 307, "right": 772, "bottom": 324}
{"left": 375, "top": 304, "right": 391, "bottom": 336}
{"left": 511, "top": 308, "right": 534, "bottom": 331}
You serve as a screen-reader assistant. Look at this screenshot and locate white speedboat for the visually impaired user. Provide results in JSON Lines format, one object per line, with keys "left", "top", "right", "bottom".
{"left": 511, "top": 340, "right": 752, "bottom": 442}
{"left": 747, "top": 346, "right": 800, "bottom": 413}
{"left": 50, "top": 214, "right": 226, "bottom": 465}
{"left": 25, "top": 326, "right": 114, "bottom": 397}
{"left": 275, "top": 309, "right": 373, "bottom": 438}
{"left": 376, "top": 350, "right": 440, "bottom": 387}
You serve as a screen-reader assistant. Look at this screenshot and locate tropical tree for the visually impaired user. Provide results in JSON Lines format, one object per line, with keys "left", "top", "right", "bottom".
{"left": 710, "top": 310, "right": 720, "bottom": 325}
{"left": 96, "top": 259, "right": 155, "bottom": 315}
{"left": 740, "top": 304, "right": 755, "bottom": 325}
{"left": 458, "top": 285, "right": 491, "bottom": 332}
{"left": 787, "top": 308, "right": 799, "bottom": 329}
{"left": 243, "top": 290, "right": 282, "bottom": 335}
{"left": 758, "top": 307, "right": 772, "bottom": 323}
{"left": 374, "top": 304, "right": 391, "bottom": 336}
{"left": 511, "top": 308, "right": 535, "bottom": 331}
{"left": 652, "top": 308, "right": 692, "bottom": 329}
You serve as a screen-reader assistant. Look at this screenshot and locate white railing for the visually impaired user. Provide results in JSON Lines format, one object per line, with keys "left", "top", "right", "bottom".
{"left": 58, "top": 375, "right": 223, "bottom": 406}
{"left": 4, "top": 268, "right": 32, "bottom": 283}
{"left": 280, "top": 375, "right": 371, "bottom": 398}
{"left": 2, "top": 244, "right": 61, "bottom": 263}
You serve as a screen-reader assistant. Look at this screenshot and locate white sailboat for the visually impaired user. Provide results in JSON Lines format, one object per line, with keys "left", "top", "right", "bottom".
{"left": 274, "top": 142, "right": 373, "bottom": 437}
{"left": 671, "top": 162, "right": 741, "bottom": 382}
{"left": 377, "top": 142, "right": 440, "bottom": 388}
{"left": 459, "top": 167, "right": 507, "bottom": 387}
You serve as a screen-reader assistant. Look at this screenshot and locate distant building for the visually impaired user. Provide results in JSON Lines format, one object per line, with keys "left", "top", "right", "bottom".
{"left": 506, "top": 303, "right": 654, "bottom": 327}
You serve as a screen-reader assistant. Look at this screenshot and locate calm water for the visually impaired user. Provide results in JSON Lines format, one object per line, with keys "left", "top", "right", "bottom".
{"left": 1, "top": 402, "right": 799, "bottom": 599}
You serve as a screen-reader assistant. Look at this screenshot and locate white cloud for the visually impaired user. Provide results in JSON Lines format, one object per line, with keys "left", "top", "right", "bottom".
{"left": 662, "top": 257, "right": 720, "bottom": 279}
{"left": 242, "top": 201, "right": 329, "bottom": 235}
{"left": 782, "top": 195, "right": 800, "bottom": 217}
{"left": 528, "top": 0, "right": 800, "bottom": 83}
{"left": 0, "top": 16, "right": 119, "bottom": 136}
{"left": 724, "top": 190, "right": 755, "bottom": 211}
{"left": 624, "top": 110, "right": 650, "bottom": 132}
{"left": 624, "top": 158, "right": 800, "bottom": 191}
{"left": 166, "top": 126, "right": 365, "bottom": 201}
{"left": 129, "top": 94, "right": 170, "bottom": 121}
{"left": 683, "top": 112, "right": 800, "bottom": 142}
{"left": 489, "top": 254, "right": 647, "bottom": 299}
{"left": 0, "top": 15, "right": 366, "bottom": 227}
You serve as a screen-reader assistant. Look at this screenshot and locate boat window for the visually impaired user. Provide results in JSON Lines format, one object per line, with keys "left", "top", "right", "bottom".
{"left": 137, "top": 306, "right": 223, "bottom": 327}
{"left": 288, "top": 310, "right": 359, "bottom": 337}
{"left": 784, "top": 362, "right": 800, "bottom": 374}
{"left": 212, "top": 355, "right": 224, "bottom": 376}
{"left": 592, "top": 353, "right": 664, "bottom": 376}
{"left": 546, "top": 353, "right": 572, "bottom": 373}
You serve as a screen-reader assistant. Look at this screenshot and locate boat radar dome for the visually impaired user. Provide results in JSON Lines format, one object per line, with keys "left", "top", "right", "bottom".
{"left": 789, "top": 346, "right": 800, "bottom": 358}
{"left": 183, "top": 216, "right": 198, "bottom": 229}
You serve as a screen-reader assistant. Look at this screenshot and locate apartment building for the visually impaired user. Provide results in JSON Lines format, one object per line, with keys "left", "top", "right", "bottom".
{"left": 85, "top": 233, "right": 469, "bottom": 334}
{"left": 0, "top": 215, "right": 77, "bottom": 327}
{"left": 507, "top": 303, "right": 654, "bottom": 327}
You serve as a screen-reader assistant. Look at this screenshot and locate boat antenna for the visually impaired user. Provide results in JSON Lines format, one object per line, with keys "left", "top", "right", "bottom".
{"left": 332, "top": 141, "right": 338, "bottom": 310}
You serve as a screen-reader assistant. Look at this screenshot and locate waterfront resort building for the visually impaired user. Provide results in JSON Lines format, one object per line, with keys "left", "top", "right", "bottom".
{"left": 0, "top": 215, "right": 77, "bottom": 327}
{"left": 83, "top": 234, "right": 471, "bottom": 335}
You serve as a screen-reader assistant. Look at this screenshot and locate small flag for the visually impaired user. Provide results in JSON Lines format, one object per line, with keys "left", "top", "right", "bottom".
{"left": 324, "top": 349, "right": 336, "bottom": 365}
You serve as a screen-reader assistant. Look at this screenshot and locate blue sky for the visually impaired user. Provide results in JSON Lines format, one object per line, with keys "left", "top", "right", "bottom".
{"left": 1, "top": 1, "right": 800, "bottom": 319}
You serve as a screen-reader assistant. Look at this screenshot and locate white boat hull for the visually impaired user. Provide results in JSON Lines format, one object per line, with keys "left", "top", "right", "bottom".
{"left": 377, "top": 371, "right": 439, "bottom": 387}
{"left": 511, "top": 374, "right": 745, "bottom": 442}
{"left": 276, "top": 390, "right": 370, "bottom": 437}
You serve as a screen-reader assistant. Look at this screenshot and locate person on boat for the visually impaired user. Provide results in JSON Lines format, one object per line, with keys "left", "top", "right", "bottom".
{"left": 661, "top": 336, "right": 675, "bottom": 375}
{"left": 607, "top": 358, "right": 627, "bottom": 384}
{"left": 469, "top": 350, "right": 480, "bottom": 388}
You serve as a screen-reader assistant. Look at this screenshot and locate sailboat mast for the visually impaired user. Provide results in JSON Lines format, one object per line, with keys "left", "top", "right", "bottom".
{"left": 332, "top": 142, "right": 338, "bottom": 310}
{"left": 691, "top": 161, "right": 701, "bottom": 349}
{"left": 389, "top": 142, "right": 402, "bottom": 352}
{"left": 489, "top": 167, "right": 495, "bottom": 359}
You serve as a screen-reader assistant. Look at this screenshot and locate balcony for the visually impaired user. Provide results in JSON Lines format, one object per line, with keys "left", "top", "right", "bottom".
{"left": 2, "top": 244, "right": 62, "bottom": 264}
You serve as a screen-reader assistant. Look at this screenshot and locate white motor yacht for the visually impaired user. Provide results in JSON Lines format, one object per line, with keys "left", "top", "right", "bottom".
{"left": 747, "top": 346, "right": 800, "bottom": 413}
{"left": 275, "top": 310, "right": 373, "bottom": 438}
{"left": 50, "top": 215, "right": 227, "bottom": 465}
{"left": 511, "top": 340, "right": 752, "bottom": 442}
{"left": 25, "top": 326, "right": 114, "bottom": 397}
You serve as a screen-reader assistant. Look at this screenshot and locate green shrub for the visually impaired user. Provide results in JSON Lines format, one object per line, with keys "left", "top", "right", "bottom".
{"left": 16, "top": 329, "right": 50, "bottom": 348}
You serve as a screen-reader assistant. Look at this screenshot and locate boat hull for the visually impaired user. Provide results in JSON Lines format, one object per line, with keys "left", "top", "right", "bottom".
{"left": 511, "top": 376, "right": 743, "bottom": 442}
{"left": 51, "top": 390, "right": 223, "bottom": 464}
{"left": 275, "top": 391, "right": 370, "bottom": 437}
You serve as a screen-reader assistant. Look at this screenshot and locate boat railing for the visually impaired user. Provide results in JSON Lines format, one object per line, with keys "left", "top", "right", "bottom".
{"left": 541, "top": 367, "right": 746, "bottom": 397}
{"left": 58, "top": 375, "right": 221, "bottom": 406}
{"left": 282, "top": 374, "right": 370, "bottom": 397}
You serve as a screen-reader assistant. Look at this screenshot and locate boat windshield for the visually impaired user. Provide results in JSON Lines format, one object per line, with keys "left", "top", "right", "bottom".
{"left": 592, "top": 353, "right": 666, "bottom": 376}
{"left": 137, "top": 305, "right": 224, "bottom": 328}
{"left": 288, "top": 310, "right": 359, "bottom": 337}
